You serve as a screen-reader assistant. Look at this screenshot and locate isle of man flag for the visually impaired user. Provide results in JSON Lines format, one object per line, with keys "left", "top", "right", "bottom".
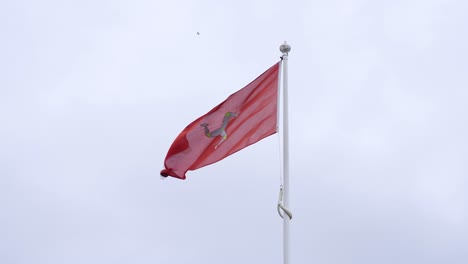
{"left": 161, "top": 62, "right": 279, "bottom": 180}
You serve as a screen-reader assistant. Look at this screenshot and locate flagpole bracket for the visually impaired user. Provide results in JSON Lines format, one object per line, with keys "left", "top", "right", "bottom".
{"left": 277, "top": 185, "right": 292, "bottom": 220}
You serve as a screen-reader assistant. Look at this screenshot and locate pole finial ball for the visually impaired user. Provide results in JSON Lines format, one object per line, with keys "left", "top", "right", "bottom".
{"left": 280, "top": 41, "right": 291, "bottom": 54}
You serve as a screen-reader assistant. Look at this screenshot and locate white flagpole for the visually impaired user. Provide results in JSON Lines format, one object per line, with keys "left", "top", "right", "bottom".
{"left": 280, "top": 41, "right": 291, "bottom": 264}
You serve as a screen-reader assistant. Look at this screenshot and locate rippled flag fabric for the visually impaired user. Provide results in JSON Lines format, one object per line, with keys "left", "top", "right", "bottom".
{"left": 161, "top": 62, "right": 280, "bottom": 180}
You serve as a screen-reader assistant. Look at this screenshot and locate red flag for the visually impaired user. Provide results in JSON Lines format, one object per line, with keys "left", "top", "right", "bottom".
{"left": 161, "top": 62, "right": 280, "bottom": 180}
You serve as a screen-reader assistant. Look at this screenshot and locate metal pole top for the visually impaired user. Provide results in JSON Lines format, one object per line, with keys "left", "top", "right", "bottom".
{"left": 280, "top": 41, "right": 291, "bottom": 55}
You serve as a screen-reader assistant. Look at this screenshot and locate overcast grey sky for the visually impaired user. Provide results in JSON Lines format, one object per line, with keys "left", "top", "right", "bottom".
{"left": 1, "top": 0, "right": 467, "bottom": 263}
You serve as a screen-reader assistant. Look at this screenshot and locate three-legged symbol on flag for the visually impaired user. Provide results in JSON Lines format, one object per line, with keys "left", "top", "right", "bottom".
{"left": 200, "top": 112, "right": 238, "bottom": 149}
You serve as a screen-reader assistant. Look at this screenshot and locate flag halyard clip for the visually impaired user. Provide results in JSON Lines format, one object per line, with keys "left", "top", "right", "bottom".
{"left": 277, "top": 185, "right": 292, "bottom": 220}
